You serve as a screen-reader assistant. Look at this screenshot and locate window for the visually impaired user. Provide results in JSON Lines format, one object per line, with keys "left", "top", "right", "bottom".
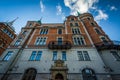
{"left": 40, "top": 29, "right": 48, "bottom": 34}
{"left": 100, "top": 36, "right": 108, "bottom": 44}
{"left": 111, "top": 51, "right": 120, "bottom": 61}
{"left": 77, "top": 51, "right": 90, "bottom": 61}
{"left": 70, "top": 23, "right": 73, "bottom": 27}
{"left": 71, "top": 18, "right": 74, "bottom": 21}
{"left": 29, "top": 23, "right": 32, "bottom": 27}
{"left": 95, "top": 28, "right": 101, "bottom": 34}
{"left": 3, "top": 51, "right": 13, "bottom": 61}
{"left": 87, "top": 17, "right": 91, "bottom": 20}
{"left": 22, "top": 68, "right": 37, "bottom": 80}
{"left": 22, "top": 31, "right": 27, "bottom": 35}
{"left": 53, "top": 51, "right": 57, "bottom": 60}
{"left": 75, "top": 23, "right": 79, "bottom": 26}
{"left": 73, "top": 36, "right": 85, "bottom": 45}
{"left": 14, "top": 37, "right": 22, "bottom": 46}
{"left": 3, "top": 29, "right": 8, "bottom": 33}
{"left": 82, "top": 68, "right": 97, "bottom": 80}
{"left": 83, "top": 51, "right": 90, "bottom": 61}
{"left": 78, "top": 51, "right": 84, "bottom": 61}
{"left": 62, "top": 51, "right": 66, "bottom": 61}
{"left": 91, "top": 22, "right": 95, "bottom": 26}
{"left": 35, "top": 37, "right": 46, "bottom": 45}
{"left": 58, "top": 38, "right": 62, "bottom": 45}
{"left": 72, "top": 28, "right": 80, "bottom": 34}
{"left": 29, "top": 51, "right": 42, "bottom": 61}
{"left": 58, "top": 29, "right": 62, "bottom": 34}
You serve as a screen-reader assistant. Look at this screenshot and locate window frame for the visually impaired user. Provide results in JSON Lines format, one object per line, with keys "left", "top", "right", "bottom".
{"left": 77, "top": 51, "right": 90, "bottom": 61}
{"left": 58, "top": 28, "right": 62, "bottom": 34}
{"left": 73, "top": 36, "right": 85, "bottom": 45}
{"left": 40, "top": 28, "right": 48, "bottom": 34}
{"left": 52, "top": 51, "right": 57, "bottom": 61}
{"left": 35, "top": 37, "right": 47, "bottom": 45}
{"left": 3, "top": 51, "right": 13, "bottom": 61}
{"left": 29, "top": 51, "right": 42, "bottom": 61}
{"left": 62, "top": 51, "right": 67, "bottom": 61}
{"left": 111, "top": 51, "right": 120, "bottom": 61}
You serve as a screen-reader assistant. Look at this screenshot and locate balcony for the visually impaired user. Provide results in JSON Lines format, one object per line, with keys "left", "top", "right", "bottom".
{"left": 48, "top": 41, "right": 72, "bottom": 49}
{"left": 95, "top": 41, "right": 120, "bottom": 50}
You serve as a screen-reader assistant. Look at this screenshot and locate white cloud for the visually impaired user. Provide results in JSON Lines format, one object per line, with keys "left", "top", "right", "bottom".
{"left": 56, "top": 4, "right": 65, "bottom": 21}
{"left": 110, "top": 6, "right": 117, "bottom": 11}
{"left": 64, "top": 0, "right": 99, "bottom": 15}
{"left": 56, "top": 4, "right": 62, "bottom": 15}
{"left": 40, "top": 0, "right": 45, "bottom": 12}
{"left": 95, "top": 10, "right": 108, "bottom": 22}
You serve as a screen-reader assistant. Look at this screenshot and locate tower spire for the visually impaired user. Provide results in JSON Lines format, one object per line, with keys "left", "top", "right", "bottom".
{"left": 38, "top": 17, "right": 42, "bottom": 24}
{"left": 8, "top": 17, "right": 19, "bottom": 27}
{"left": 77, "top": 11, "right": 80, "bottom": 16}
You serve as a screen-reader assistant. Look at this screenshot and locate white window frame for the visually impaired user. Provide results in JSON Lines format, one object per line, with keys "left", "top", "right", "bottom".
{"left": 29, "top": 51, "right": 42, "bottom": 61}
{"left": 40, "top": 28, "right": 48, "bottom": 34}
{"left": 73, "top": 36, "right": 86, "bottom": 45}
{"left": 35, "top": 37, "right": 47, "bottom": 45}
{"left": 77, "top": 51, "right": 90, "bottom": 61}
{"left": 3, "top": 51, "right": 13, "bottom": 61}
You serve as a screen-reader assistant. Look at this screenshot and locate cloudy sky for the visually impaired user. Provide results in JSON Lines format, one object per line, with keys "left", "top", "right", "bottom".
{"left": 0, "top": 0, "right": 120, "bottom": 41}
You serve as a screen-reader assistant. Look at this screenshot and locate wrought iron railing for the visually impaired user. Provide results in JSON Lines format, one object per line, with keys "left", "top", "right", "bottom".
{"left": 48, "top": 41, "right": 72, "bottom": 49}
{"left": 95, "top": 40, "right": 120, "bottom": 50}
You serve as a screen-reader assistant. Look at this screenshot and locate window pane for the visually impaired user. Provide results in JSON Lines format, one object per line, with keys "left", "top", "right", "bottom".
{"left": 70, "top": 23, "right": 73, "bottom": 27}
{"left": 111, "top": 51, "right": 120, "bottom": 61}
{"left": 75, "top": 23, "right": 78, "bottom": 26}
{"left": 3, "top": 51, "right": 13, "bottom": 61}
{"left": 39, "top": 37, "right": 43, "bottom": 45}
{"left": 29, "top": 51, "right": 37, "bottom": 61}
{"left": 58, "top": 38, "right": 62, "bottom": 45}
{"left": 74, "top": 37, "right": 77, "bottom": 45}
{"left": 80, "top": 37, "right": 85, "bottom": 45}
{"left": 53, "top": 51, "right": 57, "bottom": 60}
{"left": 36, "top": 38, "right": 40, "bottom": 45}
{"left": 78, "top": 51, "right": 84, "bottom": 61}
{"left": 62, "top": 51, "right": 66, "bottom": 61}
{"left": 58, "top": 29, "right": 62, "bottom": 34}
{"left": 14, "top": 40, "right": 20, "bottom": 46}
{"left": 95, "top": 29, "right": 101, "bottom": 34}
{"left": 83, "top": 51, "right": 90, "bottom": 61}
{"left": 35, "top": 51, "right": 42, "bottom": 61}
{"left": 43, "top": 38, "right": 46, "bottom": 45}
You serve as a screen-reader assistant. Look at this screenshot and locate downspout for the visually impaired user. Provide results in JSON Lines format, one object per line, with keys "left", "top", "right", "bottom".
{"left": 1, "top": 27, "right": 35, "bottom": 80}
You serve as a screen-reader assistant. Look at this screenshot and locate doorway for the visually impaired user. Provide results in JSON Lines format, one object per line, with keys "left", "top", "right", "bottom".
{"left": 55, "top": 73, "right": 64, "bottom": 80}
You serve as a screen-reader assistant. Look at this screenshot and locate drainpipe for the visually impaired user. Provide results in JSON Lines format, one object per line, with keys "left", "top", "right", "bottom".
{"left": 1, "top": 27, "right": 35, "bottom": 80}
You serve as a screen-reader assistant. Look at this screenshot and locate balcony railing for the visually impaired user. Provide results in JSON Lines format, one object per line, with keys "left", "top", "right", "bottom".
{"left": 48, "top": 41, "right": 72, "bottom": 49}
{"left": 95, "top": 41, "right": 120, "bottom": 50}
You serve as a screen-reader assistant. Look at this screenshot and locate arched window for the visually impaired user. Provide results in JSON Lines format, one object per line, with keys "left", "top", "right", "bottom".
{"left": 22, "top": 68, "right": 37, "bottom": 80}
{"left": 94, "top": 28, "right": 101, "bottom": 34}
{"left": 82, "top": 68, "right": 97, "bottom": 80}
{"left": 100, "top": 36, "right": 109, "bottom": 45}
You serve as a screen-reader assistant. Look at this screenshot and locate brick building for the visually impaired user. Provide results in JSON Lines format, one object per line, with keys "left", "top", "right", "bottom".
{"left": 0, "top": 21, "right": 16, "bottom": 55}
{"left": 0, "top": 13, "right": 120, "bottom": 80}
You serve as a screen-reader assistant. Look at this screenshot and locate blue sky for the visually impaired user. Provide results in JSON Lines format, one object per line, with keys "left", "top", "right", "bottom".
{"left": 0, "top": 0, "right": 120, "bottom": 41}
